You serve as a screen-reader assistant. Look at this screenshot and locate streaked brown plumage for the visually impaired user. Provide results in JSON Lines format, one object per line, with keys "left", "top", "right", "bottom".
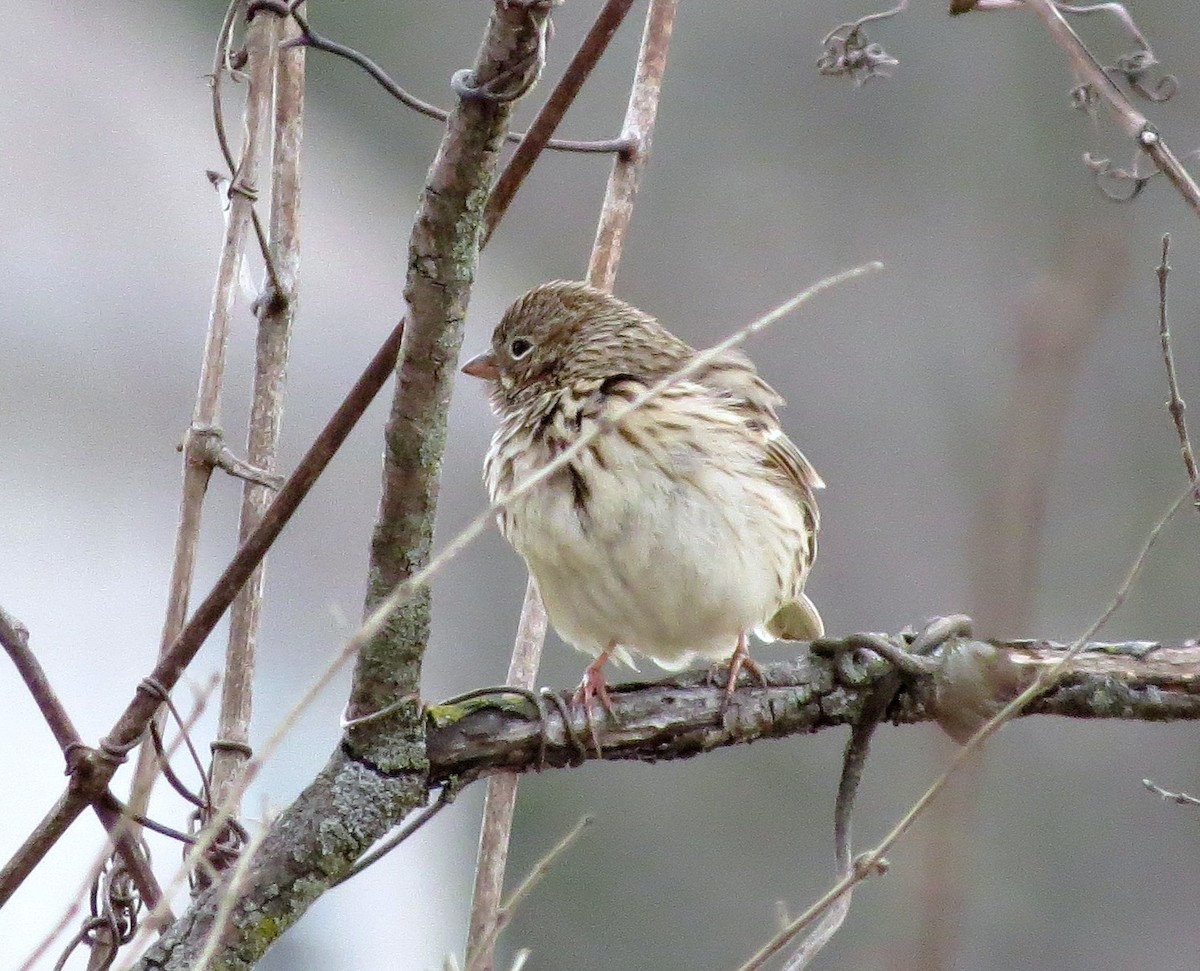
{"left": 462, "top": 281, "right": 824, "bottom": 709}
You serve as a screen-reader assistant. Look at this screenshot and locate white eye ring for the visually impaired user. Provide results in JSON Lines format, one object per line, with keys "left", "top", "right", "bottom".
{"left": 508, "top": 337, "right": 533, "bottom": 359}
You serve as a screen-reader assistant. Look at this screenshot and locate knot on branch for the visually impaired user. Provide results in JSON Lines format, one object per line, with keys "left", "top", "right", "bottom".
{"left": 451, "top": 0, "right": 556, "bottom": 103}
{"left": 928, "top": 639, "right": 1027, "bottom": 743}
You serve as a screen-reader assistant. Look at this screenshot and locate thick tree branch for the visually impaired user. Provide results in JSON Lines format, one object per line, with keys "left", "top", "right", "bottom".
{"left": 427, "top": 638, "right": 1200, "bottom": 782}
{"left": 130, "top": 5, "right": 552, "bottom": 969}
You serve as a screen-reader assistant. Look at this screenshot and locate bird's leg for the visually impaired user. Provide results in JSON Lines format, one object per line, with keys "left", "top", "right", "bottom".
{"left": 573, "top": 648, "right": 616, "bottom": 714}
{"left": 720, "top": 632, "right": 767, "bottom": 704}
{"left": 572, "top": 646, "right": 617, "bottom": 756}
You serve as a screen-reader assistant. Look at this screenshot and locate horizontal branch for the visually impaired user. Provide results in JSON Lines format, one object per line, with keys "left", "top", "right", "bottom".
{"left": 427, "top": 637, "right": 1200, "bottom": 781}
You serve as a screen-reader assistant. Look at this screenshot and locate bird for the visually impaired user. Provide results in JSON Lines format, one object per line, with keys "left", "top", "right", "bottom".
{"left": 460, "top": 280, "right": 824, "bottom": 716}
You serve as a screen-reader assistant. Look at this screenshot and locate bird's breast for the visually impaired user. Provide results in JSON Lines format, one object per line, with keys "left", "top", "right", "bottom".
{"left": 484, "top": 400, "right": 803, "bottom": 665}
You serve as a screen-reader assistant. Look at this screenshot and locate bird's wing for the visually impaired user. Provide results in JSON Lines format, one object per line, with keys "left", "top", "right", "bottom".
{"left": 699, "top": 349, "right": 824, "bottom": 500}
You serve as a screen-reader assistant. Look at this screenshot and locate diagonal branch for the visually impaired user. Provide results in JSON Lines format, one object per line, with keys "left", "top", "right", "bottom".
{"left": 0, "top": 610, "right": 164, "bottom": 914}
{"left": 1021, "top": 0, "right": 1200, "bottom": 216}
{"left": 126, "top": 5, "right": 555, "bottom": 968}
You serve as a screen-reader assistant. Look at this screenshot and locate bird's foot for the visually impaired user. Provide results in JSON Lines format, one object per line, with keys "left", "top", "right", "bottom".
{"left": 711, "top": 634, "right": 767, "bottom": 709}
{"left": 572, "top": 652, "right": 617, "bottom": 756}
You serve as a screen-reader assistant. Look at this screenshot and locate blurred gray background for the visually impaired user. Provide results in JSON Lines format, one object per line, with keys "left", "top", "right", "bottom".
{"left": 3, "top": 1, "right": 1200, "bottom": 969}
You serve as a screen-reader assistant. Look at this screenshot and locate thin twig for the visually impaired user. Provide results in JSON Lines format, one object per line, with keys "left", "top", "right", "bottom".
{"left": 482, "top": 0, "right": 639, "bottom": 244}
{"left": 210, "top": 1, "right": 307, "bottom": 817}
{"left": 588, "top": 0, "right": 678, "bottom": 291}
{"left": 1021, "top": 0, "right": 1200, "bottom": 216}
{"left": 1156, "top": 234, "right": 1200, "bottom": 510}
{"left": 128, "top": 0, "right": 281, "bottom": 824}
{"left": 465, "top": 816, "right": 593, "bottom": 971}
{"left": 468, "top": 4, "right": 677, "bottom": 967}
{"left": 0, "top": 610, "right": 165, "bottom": 915}
{"left": 735, "top": 478, "right": 1197, "bottom": 971}
{"left": 0, "top": 607, "right": 82, "bottom": 755}
{"left": 287, "top": 6, "right": 625, "bottom": 156}
{"left": 464, "top": 581, "right": 549, "bottom": 971}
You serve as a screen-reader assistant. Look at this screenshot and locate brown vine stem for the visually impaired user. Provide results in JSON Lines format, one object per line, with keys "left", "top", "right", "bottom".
{"left": 1, "top": 0, "right": 607, "bottom": 902}
{"left": 1020, "top": 0, "right": 1200, "bottom": 217}
{"left": 0, "top": 611, "right": 164, "bottom": 915}
{"left": 209, "top": 5, "right": 306, "bottom": 818}
{"left": 465, "top": 8, "right": 674, "bottom": 964}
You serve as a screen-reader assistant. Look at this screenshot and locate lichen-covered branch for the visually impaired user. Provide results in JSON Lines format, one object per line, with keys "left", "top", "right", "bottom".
{"left": 130, "top": 6, "right": 551, "bottom": 969}
{"left": 427, "top": 638, "right": 1200, "bottom": 782}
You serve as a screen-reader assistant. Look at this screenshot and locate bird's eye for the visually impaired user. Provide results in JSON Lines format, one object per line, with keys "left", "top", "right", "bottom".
{"left": 508, "top": 337, "right": 533, "bottom": 359}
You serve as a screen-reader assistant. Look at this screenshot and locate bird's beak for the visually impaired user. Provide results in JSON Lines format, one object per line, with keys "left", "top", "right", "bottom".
{"left": 461, "top": 350, "right": 500, "bottom": 381}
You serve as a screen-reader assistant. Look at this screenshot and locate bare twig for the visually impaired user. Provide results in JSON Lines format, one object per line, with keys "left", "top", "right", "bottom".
{"left": 588, "top": 0, "right": 677, "bottom": 291}
{"left": 467, "top": 3, "right": 677, "bottom": 967}
{"left": 0, "top": 610, "right": 164, "bottom": 915}
{"left": 1, "top": 607, "right": 81, "bottom": 754}
{"left": 735, "top": 479, "right": 1197, "bottom": 971}
{"left": 210, "top": 2, "right": 307, "bottom": 818}
{"left": 128, "top": 0, "right": 282, "bottom": 825}
{"left": 465, "top": 816, "right": 593, "bottom": 971}
{"left": 285, "top": 5, "right": 625, "bottom": 156}
{"left": 463, "top": 581, "right": 549, "bottom": 971}
{"left": 1021, "top": 0, "right": 1200, "bottom": 216}
{"left": 482, "top": 0, "right": 639, "bottom": 244}
{"left": 1156, "top": 234, "right": 1200, "bottom": 510}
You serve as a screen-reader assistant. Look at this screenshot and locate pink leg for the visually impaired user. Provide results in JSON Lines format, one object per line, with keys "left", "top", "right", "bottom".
{"left": 573, "top": 648, "right": 616, "bottom": 716}
{"left": 572, "top": 647, "right": 616, "bottom": 754}
{"left": 723, "top": 632, "right": 767, "bottom": 702}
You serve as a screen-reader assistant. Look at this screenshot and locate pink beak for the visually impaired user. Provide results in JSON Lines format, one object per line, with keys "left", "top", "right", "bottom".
{"left": 461, "top": 350, "right": 500, "bottom": 381}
